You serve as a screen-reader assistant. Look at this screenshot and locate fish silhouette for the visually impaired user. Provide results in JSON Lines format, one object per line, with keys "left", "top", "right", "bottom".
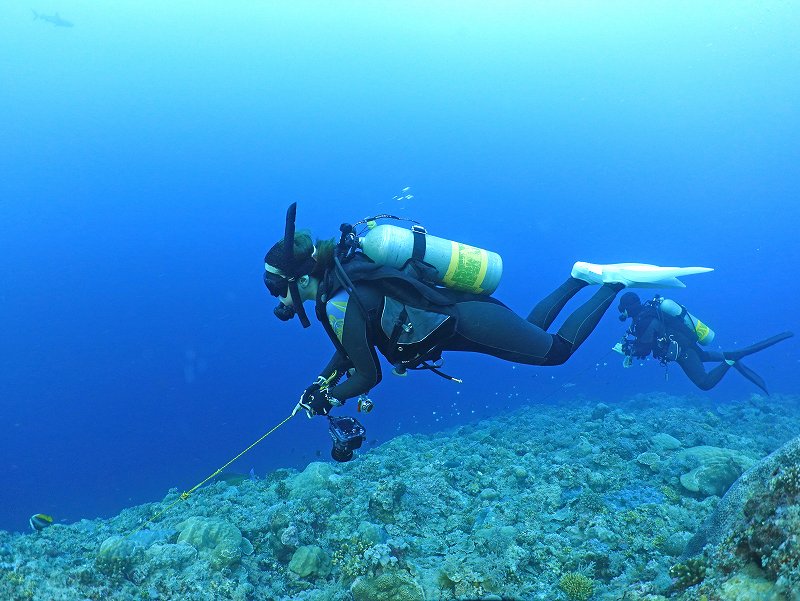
{"left": 32, "top": 10, "right": 73, "bottom": 27}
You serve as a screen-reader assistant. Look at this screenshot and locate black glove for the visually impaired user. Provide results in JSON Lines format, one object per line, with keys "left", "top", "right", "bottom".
{"left": 293, "top": 378, "right": 342, "bottom": 418}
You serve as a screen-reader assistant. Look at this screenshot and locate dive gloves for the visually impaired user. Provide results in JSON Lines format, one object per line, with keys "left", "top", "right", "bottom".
{"left": 293, "top": 376, "right": 343, "bottom": 418}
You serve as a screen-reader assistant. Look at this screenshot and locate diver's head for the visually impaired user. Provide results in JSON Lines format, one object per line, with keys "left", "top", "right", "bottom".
{"left": 617, "top": 291, "right": 642, "bottom": 321}
{"left": 264, "top": 229, "right": 319, "bottom": 323}
{"left": 265, "top": 229, "right": 316, "bottom": 280}
{"left": 264, "top": 269, "right": 318, "bottom": 321}
{"left": 265, "top": 202, "right": 340, "bottom": 328}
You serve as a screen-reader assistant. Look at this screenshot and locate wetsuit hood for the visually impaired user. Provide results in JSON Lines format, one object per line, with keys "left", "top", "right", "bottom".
{"left": 264, "top": 203, "right": 316, "bottom": 328}
{"left": 618, "top": 291, "right": 643, "bottom": 318}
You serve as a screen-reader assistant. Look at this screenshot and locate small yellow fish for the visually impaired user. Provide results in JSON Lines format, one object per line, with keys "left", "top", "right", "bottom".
{"left": 29, "top": 513, "right": 53, "bottom": 532}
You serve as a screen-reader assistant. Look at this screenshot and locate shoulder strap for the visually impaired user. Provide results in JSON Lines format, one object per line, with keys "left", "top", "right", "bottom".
{"left": 337, "top": 255, "right": 464, "bottom": 308}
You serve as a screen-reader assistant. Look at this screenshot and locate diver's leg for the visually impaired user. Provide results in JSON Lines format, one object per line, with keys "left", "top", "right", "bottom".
{"left": 542, "top": 282, "right": 626, "bottom": 365}
{"left": 677, "top": 347, "right": 730, "bottom": 391}
{"left": 692, "top": 332, "right": 793, "bottom": 392}
{"left": 527, "top": 277, "right": 588, "bottom": 329}
{"left": 448, "top": 301, "right": 554, "bottom": 365}
{"left": 697, "top": 348, "right": 725, "bottom": 362}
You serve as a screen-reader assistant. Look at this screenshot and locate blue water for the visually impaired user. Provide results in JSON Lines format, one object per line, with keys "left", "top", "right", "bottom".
{"left": 0, "top": 1, "right": 798, "bottom": 534}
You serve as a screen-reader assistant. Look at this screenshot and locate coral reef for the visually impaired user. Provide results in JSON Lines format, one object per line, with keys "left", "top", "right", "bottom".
{"left": 669, "top": 557, "right": 706, "bottom": 590}
{"left": 0, "top": 393, "right": 799, "bottom": 600}
{"left": 351, "top": 570, "right": 424, "bottom": 601}
{"left": 682, "top": 429, "right": 800, "bottom": 598}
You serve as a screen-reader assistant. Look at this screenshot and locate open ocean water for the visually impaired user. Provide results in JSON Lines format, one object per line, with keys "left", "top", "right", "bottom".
{"left": 1, "top": 2, "right": 799, "bottom": 599}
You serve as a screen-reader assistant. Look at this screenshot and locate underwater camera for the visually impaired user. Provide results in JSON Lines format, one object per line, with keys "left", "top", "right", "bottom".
{"left": 328, "top": 415, "right": 366, "bottom": 462}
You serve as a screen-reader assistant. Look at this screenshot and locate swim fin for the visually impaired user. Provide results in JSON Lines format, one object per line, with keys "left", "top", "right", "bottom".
{"left": 732, "top": 361, "right": 769, "bottom": 395}
{"left": 571, "top": 261, "right": 714, "bottom": 288}
{"left": 724, "top": 331, "right": 794, "bottom": 362}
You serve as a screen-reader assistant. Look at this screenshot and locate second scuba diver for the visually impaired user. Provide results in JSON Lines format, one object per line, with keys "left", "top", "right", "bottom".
{"left": 264, "top": 205, "right": 716, "bottom": 458}
{"left": 615, "top": 292, "right": 793, "bottom": 393}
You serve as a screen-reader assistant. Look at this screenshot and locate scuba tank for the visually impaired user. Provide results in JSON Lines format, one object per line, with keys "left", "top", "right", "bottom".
{"left": 359, "top": 223, "right": 503, "bottom": 294}
{"left": 657, "top": 297, "right": 716, "bottom": 345}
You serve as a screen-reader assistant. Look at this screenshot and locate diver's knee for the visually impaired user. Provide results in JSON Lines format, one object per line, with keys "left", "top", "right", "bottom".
{"left": 695, "top": 379, "right": 715, "bottom": 391}
{"left": 544, "top": 335, "right": 572, "bottom": 366}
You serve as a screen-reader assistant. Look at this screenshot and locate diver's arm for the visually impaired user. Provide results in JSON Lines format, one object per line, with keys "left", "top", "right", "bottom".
{"left": 631, "top": 320, "right": 660, "bottom": 357}
{"left": 318, "top": 350, "right": 352, "bottom": 381}
{"left": 326, "top": 302, "right": 381, "bottom": 401}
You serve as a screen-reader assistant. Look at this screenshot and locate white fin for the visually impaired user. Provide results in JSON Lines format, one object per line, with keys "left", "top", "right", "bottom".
{"left": 572, "top": 261, "right": 713, "bottom": 288}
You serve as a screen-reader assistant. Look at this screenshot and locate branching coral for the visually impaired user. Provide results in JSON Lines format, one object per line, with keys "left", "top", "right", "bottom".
{"left": 558, "top": 572, "right": 594, "bottom": 600}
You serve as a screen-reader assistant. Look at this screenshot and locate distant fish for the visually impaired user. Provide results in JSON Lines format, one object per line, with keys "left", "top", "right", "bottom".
{"left": 392, "top": 186, "right": 413, "bottom": 202}
{"left": 29, "top": 513, "right": 53, "bottom": 532}
{"left": 249, "top": 467, "right": 256, "bottom": 481}
{"left": 562, "top": 382, "right": 577, "bottom": 389}
{"left": 32, "top": 10, "right": 73, "bottom": 27}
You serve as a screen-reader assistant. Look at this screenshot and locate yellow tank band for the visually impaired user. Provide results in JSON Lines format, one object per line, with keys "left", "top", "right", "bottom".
{"left": 695, "top": 320, "right": 711, "bottom": 342}
{"left": 443, "top": 242, "right": 489, "bottom": 293}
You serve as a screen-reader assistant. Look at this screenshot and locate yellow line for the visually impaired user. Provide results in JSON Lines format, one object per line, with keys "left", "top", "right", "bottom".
{"left": 128, "top": 413, "right": 296, "bottom": 537}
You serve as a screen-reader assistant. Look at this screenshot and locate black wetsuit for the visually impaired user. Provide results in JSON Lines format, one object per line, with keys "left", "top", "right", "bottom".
{"left": 625, "top": 300, "right": 793, "bottom": 394}
{"left": 315, "top": 265, "right": 623, "bottom": 401}
{"left": 627, "top": 307, "right": 731, "bottom": 391}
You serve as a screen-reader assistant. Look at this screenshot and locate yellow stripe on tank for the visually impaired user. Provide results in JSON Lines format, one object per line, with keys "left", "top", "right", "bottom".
{"left": 443, "top": 242, "right": 489, "bottom": 293}
{"left": 695, "top": 320, "right": 711, "bottom": 342}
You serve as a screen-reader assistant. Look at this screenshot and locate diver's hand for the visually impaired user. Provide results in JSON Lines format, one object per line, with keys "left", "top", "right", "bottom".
{"left": 630, "top": 340, "right": 651, "bottom": 359}
{"left": 293, "top": 381, "right": 341, "bottom": 418}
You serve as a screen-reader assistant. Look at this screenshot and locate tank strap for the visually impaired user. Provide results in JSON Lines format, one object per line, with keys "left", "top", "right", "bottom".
{"left": 411, "top": 224, "right": 427, "bottom": 262}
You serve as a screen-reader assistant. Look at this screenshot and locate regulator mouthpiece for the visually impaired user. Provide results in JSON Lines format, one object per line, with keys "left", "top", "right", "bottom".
{"left": 274, "top": 303, "right": 296, "bottom": 321}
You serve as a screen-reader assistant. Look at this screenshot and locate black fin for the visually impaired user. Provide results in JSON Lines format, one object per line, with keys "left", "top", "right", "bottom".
{"left": 724, "top": 331, "right": 794, "bottom": 362}
{"left": 733, "top": 361, "right": 769, "bottom": 395}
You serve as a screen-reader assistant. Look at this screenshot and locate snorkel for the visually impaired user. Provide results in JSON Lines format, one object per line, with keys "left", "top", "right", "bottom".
{"left": 270, "top": 203, "right": 312, "bottom": 328}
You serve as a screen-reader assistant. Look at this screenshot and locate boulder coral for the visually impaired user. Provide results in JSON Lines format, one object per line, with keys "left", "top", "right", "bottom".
{"left": 675, "top": 446, "right": 755, "bottom": 497}
{"left": 288, "top": 545, "right": 331, "bottom": 578}
{"left": 288, "top": 461, "right": 334, "bottom": 499}
{"left": 95, "top": 536, "right": 141, "bottom": 577}
{"left": 175, "top": 516, "right": 253, "bottom": 570}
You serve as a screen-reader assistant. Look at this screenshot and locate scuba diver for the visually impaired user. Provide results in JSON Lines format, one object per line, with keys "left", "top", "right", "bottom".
{"left": 615, "top": 291, "right": 793, "bottom": 393}
{"left": 265, "top": 204, "right": 713, "bottom": 459}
